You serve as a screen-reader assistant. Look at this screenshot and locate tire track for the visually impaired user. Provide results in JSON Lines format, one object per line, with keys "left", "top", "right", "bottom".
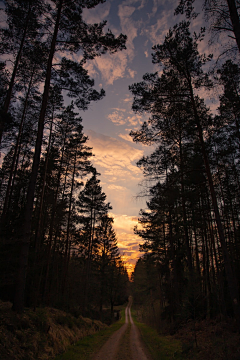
{"left": 91, "top": 300, "right": 151, "bottom": 360}
{"left": 128, "top": 306, "right": 150, "bottom": 360}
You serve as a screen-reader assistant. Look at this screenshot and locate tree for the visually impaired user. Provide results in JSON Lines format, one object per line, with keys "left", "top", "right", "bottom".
{"left": 0, "top": 0, "right": 47, "bottom": 144}
{"left": 132, "top": 256, "right": 162, "bottom": 327}
{"left": 0, "top": 41, "right": 48, "bottom": 226}
{"left": 217, "top": 60, "right": 240, "bottom": 143}
{"left": 76, "top": 172, "right": 111, "bottom": 311}
{"left": 129, "top": 21, "right": 240, "bottom": 323}
{"left": 95, "top": 214, "right": 120, "bottom": 314}
{"left": 175, "top": 0, "right": 240, "bottom": 54}
{"left": 12, "top": 0, "right": 127, "bottom": 313}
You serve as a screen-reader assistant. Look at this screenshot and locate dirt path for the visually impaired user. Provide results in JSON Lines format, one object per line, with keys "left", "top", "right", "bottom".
{"left": 91, "top": 301, "right": 151, "bottom": 360}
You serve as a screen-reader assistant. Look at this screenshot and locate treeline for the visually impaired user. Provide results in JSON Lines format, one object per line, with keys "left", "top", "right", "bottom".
{"left": 131, "top": 0, "right": 240, "bottom": 329}
{"left": 0, "top": 0, "right": 129, "bottom": 316}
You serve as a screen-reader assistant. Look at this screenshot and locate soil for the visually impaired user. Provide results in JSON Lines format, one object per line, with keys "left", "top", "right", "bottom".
{"left": 92, "top": 300, "right": 151, "bottom": 360}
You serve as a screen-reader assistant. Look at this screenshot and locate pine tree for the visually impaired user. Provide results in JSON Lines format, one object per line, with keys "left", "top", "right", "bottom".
{"left": 95, "top": 214, "right": 120, "bottom": 314}
{"left": 76, "top": 172, "right": 111, "bottom": 311}
{"left": 129, "top": 21, "right": 240, "bottom": 323}
{"left": 175, "top": 0, "right": 240, "bottom": 54}
{"left": 0, "top": 0, "right": 47, "bottom": 144}
{"left": 12, "top": 0, "right": 126, "bottom": 312}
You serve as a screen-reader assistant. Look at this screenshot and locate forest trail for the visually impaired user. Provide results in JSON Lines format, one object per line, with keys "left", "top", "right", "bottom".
{"left": 91, "top": 299, "right": 151, "bottom": 360}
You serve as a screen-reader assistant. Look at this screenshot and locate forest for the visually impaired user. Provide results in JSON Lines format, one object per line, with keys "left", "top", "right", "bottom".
{"left": 0, "top": 0, "right": 129, "bottom": 319}
{"left": 0, "top": 0, "right": 240, "bottom": 354}
{"left": 131, "top": 0, "right": 240, "bottom": 332}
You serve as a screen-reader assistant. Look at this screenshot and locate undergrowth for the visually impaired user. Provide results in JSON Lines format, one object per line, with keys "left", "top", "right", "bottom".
{"left": 55, "top": 308, "right": 126, "bottom": 360}
{"left": 0, "top": 301, "right": 106, "bottom": 360}
{"left": 132, "top": 305, "right": 240, "bottom": 360}
{"left": 131, "top": 309, "right": 183, "bottom": 360}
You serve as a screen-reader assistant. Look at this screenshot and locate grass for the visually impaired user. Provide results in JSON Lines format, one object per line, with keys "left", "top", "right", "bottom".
{"left": 131, "top": 309, "right": 183, "bottom": 360}
{"left": 0, "top": 302, "right": 109, "bottom": 360}
{"left": 55, "top": 305, "right": 184, "bottom": 360}
{"left": 54, "top": 308, "right": 126, "bottom": 360}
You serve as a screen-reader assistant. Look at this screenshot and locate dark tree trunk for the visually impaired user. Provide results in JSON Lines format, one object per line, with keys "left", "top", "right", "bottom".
{"left": 192, "top": 209, "right": 201, "bottom": 276}
{"left": 1, "top": 69, "right": 34, "bottom": 225}
{"left": 62, "top": 152, "right": 76, "bottom": 295}
{"left": 187, "top": 74, "right": 240, "bottom": 324}
{"left": 0, "top": 4, "right": 32, "bottom": 145}
{"left": 226, "top": 0, "right": 240, "bottom": 53}
{"left": 13, "top": 0, "right": 63, "bottom": 313}
{"left": 179, "top": 135, "right": 193, "bottom": 271}
{"left": 34, "top": 113, "right": 54, "bottom": 253}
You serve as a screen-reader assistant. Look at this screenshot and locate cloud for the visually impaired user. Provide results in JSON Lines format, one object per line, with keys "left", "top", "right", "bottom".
{"left": 136, "top": 1, "right": 179, "bottom": 65}
{"left": 85, "top": 51, "right": 129, "bottom": 85}
{"left": 83, "top": 129, "right": 148, "bottom": 222}
{"left": 138, "top": 0, "right": 146, "bottom": 10}
{"left": 85, "top": 52, "right": 136, "bottom": 85}
{"left": 128, "top": 68, "right": 136, "bottom": 78}
{"left": 82, "top": 2, "right": 111, "bottom": 24}
{"left": 118, "top": 133, "right": 134, "bottom": 142}
{"left": 118, "top": 4, "right": 139, "bottom": 62}
{"left": 126, "top": 114, "right": 143, "bottom": 126}
{"left": 82, "top": 0, "right": 145, "bottom": 85}
{"left": 108, "top": 110, "right": 126, "bottom": 125}
{"left": 109, "top": 213, "right": 144, "bottom": 273}
{"left": 144, "top": 8, "right": 175, "bottom": 45}
{"left": 112, "top": 107, "right": 126, "bottom": 112}
{"left": 149, "top": 0, "right": 159, "bottom": 18}
{"left": 123, "top": 96, "right": 133, "bottom": 102}
{"left": 118, "top": 5, "right": 136, "bottom": 18}
{"left": 85, "top": 130, "right": 143, "bottom": 181}
{"left": 111, "top": 213, "right": 139, "bottom": 233}
{"left": 82, "top": 0, "right": 141, "bottom": 85}
{"left": 145, "top": 0, "right": 174, "bottom": 19}
{"left": 108, "top": 108, "right": 145, "bottom": 127}
{"left": 108, "top": 184, "right": 127, "bottom": 191}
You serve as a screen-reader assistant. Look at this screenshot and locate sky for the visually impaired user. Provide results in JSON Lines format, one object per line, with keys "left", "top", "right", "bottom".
{"left": 78, "top": 0, "right": 179, "bottom": 272}
{"left": 78, "top": 0, "right": 233, "bottom": 273}
{"left": 0, "top": 0, "right": 238, "bottom": 274}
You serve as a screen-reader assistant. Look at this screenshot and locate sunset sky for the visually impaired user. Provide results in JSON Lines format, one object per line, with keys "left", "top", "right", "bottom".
{"left": 78, "top": 0, "right": 221, "bottom": 273}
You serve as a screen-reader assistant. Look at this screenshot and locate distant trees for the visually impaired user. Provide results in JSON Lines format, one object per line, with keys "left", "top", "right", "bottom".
{"left": 130, "top": 19, "right": 240, "bottom": 327}
{"left": 76, "top": 172, "right": 111, "bottom": 310}
{"left": 0, "top": 0, "right": 129, "bottom": 315}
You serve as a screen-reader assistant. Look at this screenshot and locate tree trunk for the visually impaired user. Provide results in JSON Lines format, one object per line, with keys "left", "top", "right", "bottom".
{"left": 1, "top": 68, "right": 34, "bottom": 224}
{"left": 42, "top": 130, "right": 69, "bottom": 303}
{"left": 0, "top": 4, "right": 32, "bottom": 145}
{"left": 62, "top": 152, "right": 76, "bottom": 295}
{"left": 192, "top": 209, "right": 201, "bottom": 276}
{"left": 226, "top": 0, "right": 240, "bottom": 53}
{"left": 179, "top": 134, "right": 193, "bottom": 271}
{"left": 34, "top": 113, "right": 54, "bottom": 253}
{"left": 13, "top": 0, "right": 63, "bottom": 313}
{"left": 187, "top": 74, "right": 240, "bottom": 323}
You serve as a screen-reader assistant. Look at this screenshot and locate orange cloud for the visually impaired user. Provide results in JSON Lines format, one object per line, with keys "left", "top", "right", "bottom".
{"left": 108, "top": 111, "right": 126, "bottom": 125}
{"left": 109, "top": 213, "right": 145, "bottom": 274}
{"left": 85, "top": 130, "right": 143, "bottom": 181}
{"left": 118, "top": 133, "right": 134, "bottom": 142}
{"left": 107, "top": 108, "right": 146, "bottom": 128}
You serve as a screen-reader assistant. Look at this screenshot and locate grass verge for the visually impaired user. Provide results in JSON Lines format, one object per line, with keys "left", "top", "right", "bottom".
{"left": 131, "top": 309, "right": 183, "bottom": 360}
{"left": 0, "top": 302, "right": 106, "bottom": 360}
{"left": 55, "top": 308, "right": 126, "bottom": 360}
